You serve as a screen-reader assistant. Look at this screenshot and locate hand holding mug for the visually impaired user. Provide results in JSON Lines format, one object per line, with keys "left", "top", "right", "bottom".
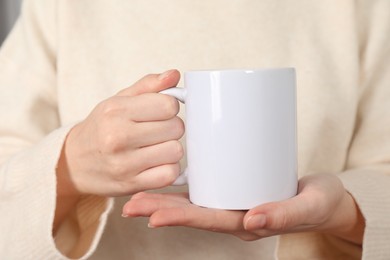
{"left": 121, "top": 68, "right": 364, "bottom": 246}
{"left": 122, "top": 174, "right": 365, "bottom": 245}
{"left": 57, "top": 70, "right": 185, "bottom": 198}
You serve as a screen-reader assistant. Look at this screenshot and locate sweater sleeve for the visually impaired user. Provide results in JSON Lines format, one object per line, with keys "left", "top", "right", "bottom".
{"left": 0, "top": 0, "right": 113, "bottom": 259}
{"left": 338, "top": 1, "right": 390, "bottom": 259}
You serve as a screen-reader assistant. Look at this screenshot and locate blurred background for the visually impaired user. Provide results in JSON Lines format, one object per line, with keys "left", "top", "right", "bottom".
{"left": 0, "top": 0, "right": 22, "bottom": 45}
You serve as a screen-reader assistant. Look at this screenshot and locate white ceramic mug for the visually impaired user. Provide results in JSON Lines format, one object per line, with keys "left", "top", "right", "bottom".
{"left": 161, "top": 68, "right": 297, "bottom": 210}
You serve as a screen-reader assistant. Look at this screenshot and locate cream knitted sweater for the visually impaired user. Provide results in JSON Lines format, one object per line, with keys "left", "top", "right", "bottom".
{"left": 1, "top": 0, "right": 390, "bottom": 259}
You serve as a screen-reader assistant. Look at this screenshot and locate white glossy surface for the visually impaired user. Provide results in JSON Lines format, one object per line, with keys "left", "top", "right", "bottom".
{"left": 161, "top": 68, "right": 297, "bottom": 210}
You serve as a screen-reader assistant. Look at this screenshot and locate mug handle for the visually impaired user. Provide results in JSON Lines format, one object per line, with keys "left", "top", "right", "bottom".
{"left": 160, "top": 87, "right": 188, "bottom": 185}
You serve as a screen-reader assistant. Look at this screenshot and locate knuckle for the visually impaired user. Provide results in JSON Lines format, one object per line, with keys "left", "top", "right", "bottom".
{"left": 168, "top": 163, "right": 181, "bottom": 177}
{"left": 99, "top": 133, "right": 123, "bottom": 154}
{"left": 161, "top": 95, "right": 179, "bottom": 118}
{"left": 271, "top": 207, "right": 290, "bottom": 231}
{"left": 172, "top": 117, "right": 185, "bottom": 138}
{"left": 138, "top": 74, "right": 157, "bottom": 92}
{"left": 160, "top": 164, "right": 180, "bottom": 185}
{"left": 170, "top": 140, "right": 184, "bottom": 161}
{"left": 98, "top": 98, "right": 122, "bottom": 117}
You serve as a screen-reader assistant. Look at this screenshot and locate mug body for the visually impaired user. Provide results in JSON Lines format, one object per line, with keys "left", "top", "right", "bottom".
{"left": 184, "top": 68, "right": 297, "bottom": 209}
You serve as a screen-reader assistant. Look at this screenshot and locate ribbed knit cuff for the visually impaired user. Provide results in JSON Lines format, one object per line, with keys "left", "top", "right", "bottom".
{"left": 339, "top": 167, "right": 390, "bottom": 260}
{"left": 0, "top": 125, "right": 113, "bottom": 259}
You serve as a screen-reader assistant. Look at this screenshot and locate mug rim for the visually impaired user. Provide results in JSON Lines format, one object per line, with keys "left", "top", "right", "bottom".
{"left": 185, "top": 67, "right": 295, "bottom": 75}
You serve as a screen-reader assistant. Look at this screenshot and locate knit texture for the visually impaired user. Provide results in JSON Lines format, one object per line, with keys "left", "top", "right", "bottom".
{"left": 1, "top": 0, "right": 390, "bottom": 259}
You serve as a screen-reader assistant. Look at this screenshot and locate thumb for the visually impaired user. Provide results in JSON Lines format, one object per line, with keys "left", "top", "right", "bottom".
{"left": 244, "top": 196, "right": 309, "bottom": 231}
{"left": 117, "top": 69, "right": 181, "bottom": 97}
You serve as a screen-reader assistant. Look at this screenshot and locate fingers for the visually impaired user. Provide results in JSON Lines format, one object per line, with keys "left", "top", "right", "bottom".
{"left": 132, "top": 164, "right": 182, "bottom": 191}
{"left": 149, "top": 208, "right": 245, "bottom": 233}
{"left": 117, "top": 69, "right": 181, "bottom": 97}
{"left": 99, "top": 93, "right": 180, "bottom": 122}
{"left": 63, "top": 70, "right": 183, "bottom": 197}
{"left": 122, "top": 192, "right": 246, "bottom": 233}
{"left": 128, "top": 93, "right": 180, "bottom": 122}
{"left": 139, "top": 140, "right": 184, "bottom": 168}
{"left": 244, "top": 174, "right": 345, "bottom": 235}
{"left": 109, "top": 116, "right": 184, "bottom": 149}
{"left": 122, "top": 192, "right": 189, "bottom": 217}
{"left": 118, "top": 140, "right": 183, "bottom": 173}
{"left": 133, "top": 116, "right": 185, "bottom": 147}
{"left": 244, "top": 195, "right": 310, "bottom": 232}
{"left": 94, "top": 94, "right": 184, "bottom": 157}
{"left": 119, "top": 175, "right": 345, "bottom": 241}
{"left": 131, "top": 191, "right": 189, "bottom": 201}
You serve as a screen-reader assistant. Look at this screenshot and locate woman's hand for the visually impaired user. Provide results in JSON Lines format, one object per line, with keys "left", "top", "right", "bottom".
{"left": 122, "top": 174, "right": 365, "bottom": 245}
{"left": 58, "top": 70, "right": 184, "bottom": 197}
{"left": 54, "top": 69, "right": 184, "bottom": 234}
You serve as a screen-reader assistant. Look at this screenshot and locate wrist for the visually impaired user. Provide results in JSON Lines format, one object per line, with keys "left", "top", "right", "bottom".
{"left": 53, "top": 141, "right": 82, "bottom": 234}
{"left": 56, "top": 140, "right": 82, "bottom": 198}
{"left": 326, "top": 190, "right": 365, "bottom": 245}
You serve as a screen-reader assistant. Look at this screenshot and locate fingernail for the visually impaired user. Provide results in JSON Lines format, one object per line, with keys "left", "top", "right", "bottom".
{"left": 121, "top": 213, "right": 129, "bottom": 218}
{"left": 245, "top": 214, "right": 267, "bottom": 230}
{"left": 148, "top": 223, "right": 156, "bottom": 228}
{"left": 158, "top": 70, "right": 174, "bottom": 80}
